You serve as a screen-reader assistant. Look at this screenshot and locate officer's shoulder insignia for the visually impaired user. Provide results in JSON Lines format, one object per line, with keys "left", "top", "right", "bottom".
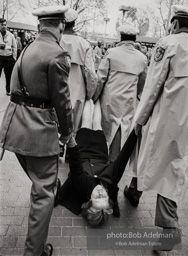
{"left": 154, "top": 46, "right": 165, "bottom": 62}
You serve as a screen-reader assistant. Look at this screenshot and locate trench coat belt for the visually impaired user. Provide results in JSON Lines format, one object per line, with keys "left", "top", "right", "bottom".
{"left": 10, "top": 94, "right": 53, "bottom": 109}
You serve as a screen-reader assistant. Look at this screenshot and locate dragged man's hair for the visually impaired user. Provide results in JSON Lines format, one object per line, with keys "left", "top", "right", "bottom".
{"left": 81, "top": 200, "right": 113, "bottom": 227}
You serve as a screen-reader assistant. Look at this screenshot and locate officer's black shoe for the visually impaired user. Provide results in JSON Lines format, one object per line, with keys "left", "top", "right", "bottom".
{"left": 41, "top": 243, "right": 53, "bottom": 256}
{"left": 6, "top": 91, "right": 11, "bottom": 96}
{"left": 153, "top": 228, "right": 181, "bottom": 251}
{"left": 124, "top": 186, "right": 139, "bottom": 207}
{"left": 112, "top": 201, "right": 120, "bottom": 218}
{"left": 54, "top": 178, "right": 61, "bottom": 207}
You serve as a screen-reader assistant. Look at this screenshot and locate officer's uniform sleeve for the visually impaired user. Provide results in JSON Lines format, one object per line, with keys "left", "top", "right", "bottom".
{"left": 134, "top": 39, "right": 174, "bottom": 126}
{"left": 92, "top": 51, "right": 110, "bottom": 102}
{"left": 84, "top": 46, "right": 97, "bottom": 99}
{"left": 48, "top": 52, "right": 73, "bottom": 137}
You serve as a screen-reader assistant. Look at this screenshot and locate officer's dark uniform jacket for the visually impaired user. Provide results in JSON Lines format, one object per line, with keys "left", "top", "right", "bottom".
{"left": 0, "top": 28, "right": 73, "bottom": 156}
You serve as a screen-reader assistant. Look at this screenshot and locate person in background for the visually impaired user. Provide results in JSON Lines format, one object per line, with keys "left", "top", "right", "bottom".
{"left": 93, "top": 23, "right": 147, "bottom": 162}
{"left": 0, "top": 5, "right": 73, "bottom": 256}
{"left": 13, "top": 31, "right": 22, "bottom": 59}
{"left": 55, "top": 99, "right": 137, "bottom": 225}
{"left": 140, "top": 44, "right": 147, "bottom": 55}
{"left": 94, "top": 40, "right": 104, "bottom": 71}
{"left": 124, "top": 4, "right": 188, "bottom": 251}
{"left": 0, "top": 18, "right": 17, "bottom": 96}
{"left": 134, "top": 42, "right": 142, "bottom": 51}
{"left": 146, "top": 47, "right": 153, "bottom": 66}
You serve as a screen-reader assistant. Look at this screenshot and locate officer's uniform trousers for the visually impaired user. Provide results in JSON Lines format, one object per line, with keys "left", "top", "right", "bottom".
{"left": 16, "top": 153, "right": 59, "bottom": 256}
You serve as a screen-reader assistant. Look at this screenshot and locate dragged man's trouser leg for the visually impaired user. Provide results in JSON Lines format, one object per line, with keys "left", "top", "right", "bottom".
{"left": 109, "top": 127, "right": 121, "bottom": 162}
{"left": 16, "top": 153, "right": 58, "bottom": 256}
{"left": 155, "top": 194, "right": 179, "bottom": 228}
{"left": 103, "top": 130, "right": 137, "bottom": 215}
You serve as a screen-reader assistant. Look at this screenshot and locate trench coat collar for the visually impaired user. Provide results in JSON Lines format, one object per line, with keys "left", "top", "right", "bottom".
{"left": 116, "top": 40, "right": 135, "bottom": 47}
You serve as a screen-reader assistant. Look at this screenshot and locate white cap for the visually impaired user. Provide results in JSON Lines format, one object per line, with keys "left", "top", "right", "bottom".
{"left": 64, "top": 8, "right": 78, "bottom": 22}
{"left": 32, "top": 5, "right": 69, "bottom": 20}
{"left": 171, "top": 5, "right": 188, "bottom": 23}
{"left": 118, "top": 24, "right": 139, "bottom": 35}
{"left": 119, "top": 5, "right": 132, "bottom": 11}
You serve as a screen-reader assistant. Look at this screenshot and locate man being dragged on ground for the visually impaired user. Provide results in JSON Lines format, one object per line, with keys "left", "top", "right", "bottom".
{"left": 55, "top": 99, "right": 137, "bottom": 226}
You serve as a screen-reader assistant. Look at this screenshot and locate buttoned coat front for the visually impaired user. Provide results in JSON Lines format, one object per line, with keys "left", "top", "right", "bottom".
{"left": 0, "top": 29, "right": 73, "bottom": 156}
{"left": 94, "top": 41, "right": 147, "bottom": 147}
{"left": 131, "top": 31, "right": 188, "bottom": 203}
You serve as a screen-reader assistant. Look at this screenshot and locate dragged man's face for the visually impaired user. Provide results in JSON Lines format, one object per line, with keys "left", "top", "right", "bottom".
{"left": 91, "top": 185, "right": 109, "bottom": 210}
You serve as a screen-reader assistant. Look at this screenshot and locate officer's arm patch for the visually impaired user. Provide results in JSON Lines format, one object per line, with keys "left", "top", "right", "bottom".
{"left": 154, "top": 47, "right": 165, "bottom": 62}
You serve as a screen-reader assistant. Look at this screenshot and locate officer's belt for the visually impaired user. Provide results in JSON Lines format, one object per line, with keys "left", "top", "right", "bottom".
{"left": 11, "top": 94, "right": 53, "bottom": 109}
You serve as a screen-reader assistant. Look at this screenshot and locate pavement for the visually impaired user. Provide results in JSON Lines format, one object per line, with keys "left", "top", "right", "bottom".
{"left": 0, "top": 73, "right": 188, "bottom": 256}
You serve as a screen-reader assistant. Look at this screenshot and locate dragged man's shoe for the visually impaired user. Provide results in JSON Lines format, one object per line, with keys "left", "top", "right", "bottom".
{"left": 41, "top": 243, "right": 53, "bottom": 256}
{"left": 124, "top": 185, "right": 139, "bottom": 207}
{"left": 54, "top": 178, "right": 61, "bottom": 207}
{"left": 112, "top": 201, "right": 120, "bottom": 218}
{"left": 6, "top": 91, "right": 11, "bottom": 96}
{"left": 153, "top": 228, "right": 181, "bottom": 251}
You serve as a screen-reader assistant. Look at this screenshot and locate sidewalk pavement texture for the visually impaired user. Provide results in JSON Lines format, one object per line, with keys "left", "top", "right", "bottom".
{"left": 0, "top": 73, "right": 188, "bottom": 256}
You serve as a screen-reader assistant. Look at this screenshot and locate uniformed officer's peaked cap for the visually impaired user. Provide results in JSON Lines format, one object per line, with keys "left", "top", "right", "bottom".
{"left": 171, "top": 5, "right": 188, "bottom": 22}
{"left": 118, "top": 24, "right": 139, "bottom": 35}
{"left": 32, "top": 5, "right": 69, "bottom": 21}
{"left": 64, "top": 8, "right": 78, "bottom": 22}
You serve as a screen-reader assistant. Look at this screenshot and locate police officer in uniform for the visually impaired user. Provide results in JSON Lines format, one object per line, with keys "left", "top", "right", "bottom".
{"left": 0, "top": 5, "right": 73, "bottom": 256}
{"left": 124, "top": 5, "right": 188, "bottom": 251}
{"left": 93, "top": 24, "right": 147, "bottom": 162}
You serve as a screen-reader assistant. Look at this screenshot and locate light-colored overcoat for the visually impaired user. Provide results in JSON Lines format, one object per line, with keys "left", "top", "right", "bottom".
{"left": 0, "top": 29, "right": 73, "bottom": 157}
{"left": 94, "top": 41, "right": 147, "bottom": 147}
{"left": 131, "top": 31, "right": 188, "bottom": 203}
{"left": 60, "top": 34, "right": 97, "bottom": 134}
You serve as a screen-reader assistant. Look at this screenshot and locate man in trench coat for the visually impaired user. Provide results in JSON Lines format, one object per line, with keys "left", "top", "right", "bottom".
{"left": 0, "top": 6, "right": 73, "bottom": 256}
{"left": 60, "top": 8, "right": 97, "bottom": 136}
{"left": 124, "top": 5, "right": 188, "bottom": 251}
{"left": 93, "top": 24, "right": 147, "bottom": 162}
